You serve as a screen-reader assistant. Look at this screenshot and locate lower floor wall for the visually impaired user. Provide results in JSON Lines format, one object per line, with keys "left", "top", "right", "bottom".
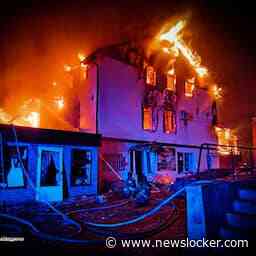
{"left": 0, "top": 138, "right": 221, "bottom": 203}
{"left": 0, "top": 142, "right": 99, "bottom": 204}
{"left": 99, "top": 138, "right": 220, "bottom": 190}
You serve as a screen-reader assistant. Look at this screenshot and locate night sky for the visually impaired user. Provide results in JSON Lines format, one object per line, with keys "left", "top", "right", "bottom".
{"left": 0, "top": 0, "right": 255, "bottom": 145}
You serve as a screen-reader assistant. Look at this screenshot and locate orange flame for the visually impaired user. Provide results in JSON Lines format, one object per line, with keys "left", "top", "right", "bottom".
{"left": 195, "top": 66, "right": 208, "bottom": 77}
{"left": 78, "top": 52, "right": 86, "bottom": 62}
{"left": 160, "top": 20, "right": 186, "bottom": 42}
{"left": 25, "top": 112, "right": 40, "bottom": 128}
{"left": 54, "top": 96, "right": 64, "bottom": 110}
{"left": 215, "top": 127, "right": 238, "bottom": 155}
{"left": 212, "top": 85, "right": 222, "bottom": 99}
{"left": 64, "top": 64, "right": 72, "bottom": 72}
{"left": 160, "top": 19, "right": 208, "bottom": 78}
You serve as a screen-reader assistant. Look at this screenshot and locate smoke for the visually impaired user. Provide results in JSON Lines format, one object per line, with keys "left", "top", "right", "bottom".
{"left": 0, "top": 1, "right": 183, "bottom": 113}
{"left": 1, "top": 1, "right": 255, "bottom": 144}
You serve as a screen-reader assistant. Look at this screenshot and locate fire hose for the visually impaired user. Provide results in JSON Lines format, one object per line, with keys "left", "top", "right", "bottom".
{"left": 0, "top": 125, "right": 185, "bottom": 245}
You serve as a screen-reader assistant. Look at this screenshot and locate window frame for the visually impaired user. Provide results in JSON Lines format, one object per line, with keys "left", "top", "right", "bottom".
{"left": 146, "top": 66, "right": 156, "bottom": 86}
{"left": 4, "top": 144, "right": 28, "bottom": 189}
{"left": 71, "top": 148, "right": 93, "bottom": 187}
{"left": 166, "top": 73, "right": 176, "bottom": 92}
{"left": 185, "top": 78, "right": 195, "bottom": 97}
{"left": 142, "top": 105, "right": 154, "bottom": 131}
{"left": 163, "top": 110, "right": 176, "bottom": 134}
{"left": 37, "top": 146, "right": 63, "bottom": 188}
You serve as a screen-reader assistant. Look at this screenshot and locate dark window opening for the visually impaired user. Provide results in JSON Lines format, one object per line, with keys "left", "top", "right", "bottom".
{"left": 40, "top": 150, "right": 61, "bottom": 186}
{"left": 146, "top": 151, "right": 152, "bottom": 174}
{"left": 72, "top": 149, "right": 92, "bottom": 186}
{"left": 177, "top": 152, "right": 196, "bottom": 173}
{"left": 177, "top": 152, "right": 184, "bottom": 174}
{"left": 130, "top": 150, "right": 144, "bottom": 184}
{"left": 146, "top": 66, "right": 156, "bottom": 86}
{"left": 158, "top": 148, "right": 176, "bottom": 172}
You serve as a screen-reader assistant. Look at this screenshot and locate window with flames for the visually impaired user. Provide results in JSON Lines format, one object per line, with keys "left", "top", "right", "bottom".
{"left": 166, "top": 70, "right": 176, "bottom": 92}
{"left": 163, "top": 110, "right": 176, "bottom": 134}
{"left": 146, "top": 66, "right": 156, "bottom": 86}
{"left": 185, "top": 77, "right": 195, "bottom": 97}
{"left": 143, "top": 106, "right": 153, "bottom": 131}
{"left": 71, "top": 149, "right": 92, "bottom": 186}
{"left": 215, "top": 127, "right": 239, "bottom": 155}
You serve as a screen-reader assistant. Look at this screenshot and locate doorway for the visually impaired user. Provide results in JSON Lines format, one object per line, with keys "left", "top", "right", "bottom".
{"left": 36, "top": 147, "right": 63, "bottom": 202}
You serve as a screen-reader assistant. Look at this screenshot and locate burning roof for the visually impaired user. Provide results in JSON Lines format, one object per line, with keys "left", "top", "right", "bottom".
{"left": 0, "top": 17, "right": 223, "bottom": 132}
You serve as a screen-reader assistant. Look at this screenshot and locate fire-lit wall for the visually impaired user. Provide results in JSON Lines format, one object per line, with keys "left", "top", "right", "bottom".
{"left": 78, "top": 55, "right": 220, "bottom": 174}
{"left": 79, "top": 65, "right": 97, "bottom": 133}
{"left": 252, "top": 117, "right": 256, "bottom": 164}
{"left": 97, "top": 56, "right": 217, "bottom": 147}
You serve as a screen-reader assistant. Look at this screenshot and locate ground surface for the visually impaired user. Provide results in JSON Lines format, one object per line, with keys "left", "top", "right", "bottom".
{"left": 2, "top": 173, "right": 256, "bottom": 255}
{"left": 0, "top": 187, "right": 186, "bottom": 255}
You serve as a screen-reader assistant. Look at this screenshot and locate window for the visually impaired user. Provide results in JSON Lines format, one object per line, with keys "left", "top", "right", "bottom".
{"left": 185, "top": 77, "right": 195, "bottom": 97}
{"left": 158, "top": 147, "right": 176, "bottom": 172}
{"left": 163, "top": 110, "right": 176, "bottom": 133}
{"left": 146, "top": 66, "right": 156, "bottom": 86}
{"left": 36, "top": 147, "right": 63, "bottom": 201}
{"left": 0, "top": 135, "right": 4, "bottom": 186}
{"left": 177, "top": 152, "right": 196, "bottom": 173}
{"left": 72, "top": 149, "right": 92, "bottom": 186}
{"left": 146, "top": 151, "right": 152, "bottom": 174}
{"left": 184, "top": 153, "right": 196, "bottom": 172}
{"left": 212, "top": 101, "right": 218, "bottom": 126}
{"left": 166, "top": 70, "right": 176, "bottom": 91}
{"left": 143, "top": 106, "right": 153, "bottom": 131}
{"left": 215, "top": 127, "right": 239, "bottom": 155}
{"left": 102, "top": 153, "right": 127, "bottom": 174}
{"left": 3, "top": 146, "right": 27, "bottom": 188}
{"left": 40, "top": 150, "right": 62, "bottom": 186}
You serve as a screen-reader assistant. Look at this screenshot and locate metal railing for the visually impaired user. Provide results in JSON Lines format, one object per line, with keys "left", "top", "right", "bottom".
{"left": 0, "top": 132, "right": 5, "bottom": 186}
{"left": 197, "top": 143, "right": 256, "bottom": 175}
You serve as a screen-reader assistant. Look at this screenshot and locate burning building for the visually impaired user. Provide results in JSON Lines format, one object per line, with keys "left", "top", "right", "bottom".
{"left": 0, "top": 19, "right": 239, "bottom": 202}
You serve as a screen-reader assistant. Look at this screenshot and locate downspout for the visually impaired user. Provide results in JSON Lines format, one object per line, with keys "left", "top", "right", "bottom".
{"left": 95, "top": 62, "right": 100, "bottom": 194}
{"left": 96, "top": 63, "right": 100, "bottom": 135}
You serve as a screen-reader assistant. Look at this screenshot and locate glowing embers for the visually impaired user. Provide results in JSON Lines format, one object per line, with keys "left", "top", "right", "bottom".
{"left": 64, "top": 64, "right": 72, "bottom": 72}
{"left": 163, "top": 110, "right": 176, "bottom": 134}
{"left": 80, "top": 63, "right": 88, "bottom": 80}
{"left": 0, "top": 108, "right": 12, "bottom": 124}
{"left": 146, "top": 66, "right": 156, "bottom": 86}
{"left": 54, "top": 96, "right": 65, "bottom": 110}
{"left": 25, "top": 112, "right": 40, "bottom": 128}
{"left": 19, "top": 99, "right": 41, "bottom": 128}
{"left": 185, "top": 77, "right": 195, "bottom": 97}
{"left": 195, "top": 66, "right": 208, "bottom": 78}
{"left": 0, "top": 99, "right": 41, "bottom": 128}
{"left": 215, "top": 127, "right": 239, "bottom": 155}
{"left": 78, "top": 52, "right": 86, "bottom": 62}
{"left": 212, "top": 84, "right": 222, "bottom": 100}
